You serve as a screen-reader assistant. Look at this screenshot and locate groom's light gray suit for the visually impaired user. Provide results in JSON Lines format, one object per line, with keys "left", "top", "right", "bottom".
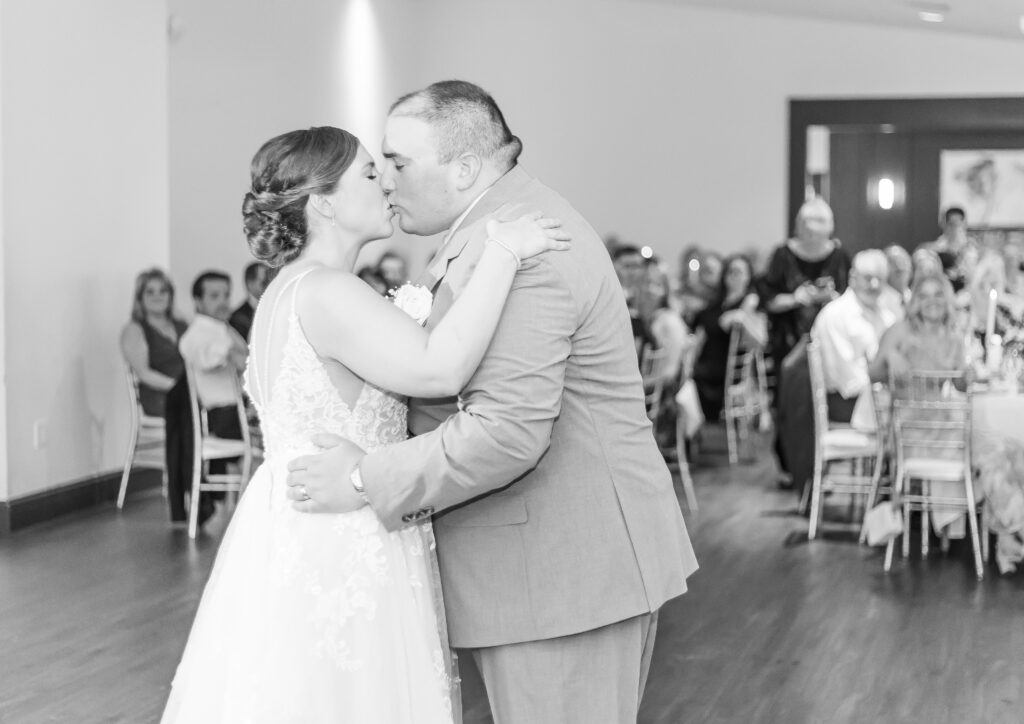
{"left": 360, "top": 165, "right": 697, "bottom": 718}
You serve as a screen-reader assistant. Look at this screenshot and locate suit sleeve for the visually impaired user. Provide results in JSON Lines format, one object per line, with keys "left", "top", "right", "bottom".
{"left": 359, "top": 257, "right": 576, "bottom": 530}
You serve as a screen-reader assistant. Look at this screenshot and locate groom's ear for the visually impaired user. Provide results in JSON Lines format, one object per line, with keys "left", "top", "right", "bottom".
{"left": 452, "top": 152, "right": 482, "bottom": 191}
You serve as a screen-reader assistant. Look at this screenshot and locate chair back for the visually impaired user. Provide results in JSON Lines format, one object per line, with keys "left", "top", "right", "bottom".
{"left": 890, "top": 370, "right": 971, "bottom": 471}
{"left": 639, "top": 345, "right": 671, "bottom": 421}
{"left": 724, "top": 327, "right": 767, "bottom": 416}
{"left": 805, "top": 338, "right": 829, "bottom": 431}
{"left": 183, "top": 363, "right": 253, "bottom": 452}
{"left": 124, "top": 367, "right": 143, "bottom": 425}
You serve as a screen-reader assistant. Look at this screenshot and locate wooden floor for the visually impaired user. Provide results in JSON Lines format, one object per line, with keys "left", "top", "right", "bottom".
{"left": 1, "top": 429, "right": 1022, "bottom": 723}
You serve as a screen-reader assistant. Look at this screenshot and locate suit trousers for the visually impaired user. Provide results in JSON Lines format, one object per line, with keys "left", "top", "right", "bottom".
{"left": 466, "top": 611, "right": 659, "bottom": 724}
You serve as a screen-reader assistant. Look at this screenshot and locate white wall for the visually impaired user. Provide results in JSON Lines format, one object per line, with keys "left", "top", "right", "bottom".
{"left": 401, "top": 0, "right": 1024, "bottom": 265}
{"left": 167, "top": 0, "right": 1024, "bottom": 287}
{"left": 167, "top": 0, "right": 421, "bottom": 304}
{"left": 0, "top": 0, "right": 7, "bottom": 501}
{"left": 1, "top": 0, "right": 169, "bottom": 498}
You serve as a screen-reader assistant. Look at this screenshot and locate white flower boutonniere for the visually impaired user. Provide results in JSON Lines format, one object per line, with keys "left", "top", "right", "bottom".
{"left": 390, "top": 283, "right": 433, "bottom": 326}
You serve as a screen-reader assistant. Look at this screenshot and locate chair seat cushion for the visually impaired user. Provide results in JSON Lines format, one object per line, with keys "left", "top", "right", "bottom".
{"left": 202, "top": 436, "right": 248, "bottom": 460}
{"left": 902, "top": 457, "right": 965, "bottom": 480}
{"left": 823, "top": 428, "right": 876, "bottom": 459}
{"left": 140, "top": 415, "right": 166, "bottom": 428}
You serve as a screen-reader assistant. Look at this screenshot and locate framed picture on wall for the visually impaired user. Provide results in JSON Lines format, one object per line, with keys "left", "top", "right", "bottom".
{"left": 939, "top": 149, "right": 1024, "bottom": 228}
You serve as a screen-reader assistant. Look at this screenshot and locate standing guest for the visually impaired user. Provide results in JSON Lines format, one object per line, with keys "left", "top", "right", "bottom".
{"left": 691, "top": 255, "right": 766, "bottom": 422}
{"left": 811, "top": 250, "right": 899, "bottom": 423}
{"left": 120, "top": 268, "right": 188, "bottom": 417}
{"left": 165, "top": 271, "right": 248, "bottom": 525}
{"left": 760, "top": 197, "right": 850, "bottom": 374}
{"left": 376, "top": 250, "right": 409, "bottom": 291}
{"left": 761, "top": 198, "right": 850, "bottom": 484}
{"left": 920, "top": 206, "right": 971, "bottom": 291}
{"left": 228, "top": 262, "right": 270, "bottom": 341}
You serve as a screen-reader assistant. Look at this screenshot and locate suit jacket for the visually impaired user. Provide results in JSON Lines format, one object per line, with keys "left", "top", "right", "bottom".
{"left": 360, "top": 166, "right": 697, "bottom": 648}
{"left": 229, "top": 300, "right": 255, "bottom": 341}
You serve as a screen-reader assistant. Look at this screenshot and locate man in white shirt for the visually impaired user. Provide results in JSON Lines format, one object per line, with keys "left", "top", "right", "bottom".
{"left": 168, "top": 271, "right": 248, "bottom": 525}
{"left": 812, "top": 249, "right": 899, "bottom": 423}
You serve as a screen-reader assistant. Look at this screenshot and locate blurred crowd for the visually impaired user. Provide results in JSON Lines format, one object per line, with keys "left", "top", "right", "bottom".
{"left": 608, "top": 200, "right": 1024, "bottom": 496}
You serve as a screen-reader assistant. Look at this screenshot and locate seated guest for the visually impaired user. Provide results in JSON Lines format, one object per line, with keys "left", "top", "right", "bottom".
{"left": 119, "top": 268, "right": 188, "bottom": 417}
{"left": 811, "top": 249, "right": 899, "bottom": 423}
{"left": 691, "top": 254, "right": 766, "bottom": 421}
{"left": 228, "top": 262, "right": 270, "bottom": 341}
{"left": 357, "top": 266, "right": 388, "bottom": 295}
{"left": 967, "top": 252, "right": 1024, "bottom": 341}
{"left": 166, "top": 270, "right": 248, "bottom": 525}
{"left": 637, "top": 262, "right": 692, "bottom": 449}
{"left": 911, "top": 247, "right": 943, "bottom": 280}
{"left": 180, "top": 271, "right": 249, "bottom": 432}
{"left": 375, "top": 250, "right": 408, "bottom": 291}
{"left": 677, "top": 251, "right": 723, "bottom": 327}
{"left": 869, "top": 272, "right": 966, "bottom": 386}
{"left": 884, "top": 244, "right": 913, "bottom": 308}
{"left": 1003, "top": 235, "right": 1024, "bottom": 297}
{"left": 612, "top": 244, "right": 650, "bottom": 351}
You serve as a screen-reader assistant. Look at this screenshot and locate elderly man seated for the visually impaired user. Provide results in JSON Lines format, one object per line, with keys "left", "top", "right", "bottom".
{"left": 811, "top": 249, "right": 900, "bottom": 423}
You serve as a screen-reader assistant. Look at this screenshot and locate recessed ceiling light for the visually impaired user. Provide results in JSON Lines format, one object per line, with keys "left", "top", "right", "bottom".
{"left": 919, "top": 11, "right": 944, "bottom": 22}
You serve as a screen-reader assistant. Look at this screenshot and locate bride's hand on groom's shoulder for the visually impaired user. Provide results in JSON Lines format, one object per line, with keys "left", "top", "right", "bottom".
{"left": 486, "top": 210, "right": 572, "bottom": 263}
{"left": 286, "top": 433, "right": 366, "bottom": 514}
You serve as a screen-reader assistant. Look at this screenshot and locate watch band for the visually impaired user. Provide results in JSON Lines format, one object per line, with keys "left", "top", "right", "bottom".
{"left": 350, "top": 466, "right": 371, "bottom": 506}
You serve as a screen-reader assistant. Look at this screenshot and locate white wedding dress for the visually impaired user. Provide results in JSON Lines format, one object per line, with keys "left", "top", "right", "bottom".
{"left": 162, "top": 270, "right": 456, "bottom": 723}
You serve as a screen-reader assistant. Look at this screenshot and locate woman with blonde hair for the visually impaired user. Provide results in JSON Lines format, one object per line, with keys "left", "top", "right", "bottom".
{"left": 870, "top": 272, "right": 964, "bottom": 385}
{"left": 119, "top": 268, "right": 188, "bottom": 417}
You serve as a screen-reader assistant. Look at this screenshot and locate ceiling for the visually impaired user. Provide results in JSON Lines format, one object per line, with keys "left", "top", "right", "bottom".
{"left": 670, "top": 0, "right": 1024, "bottom": 42}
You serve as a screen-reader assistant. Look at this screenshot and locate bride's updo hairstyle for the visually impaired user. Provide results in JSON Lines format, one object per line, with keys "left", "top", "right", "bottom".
{"left": 242, "top": 126, "right": 359, "bottom": 267}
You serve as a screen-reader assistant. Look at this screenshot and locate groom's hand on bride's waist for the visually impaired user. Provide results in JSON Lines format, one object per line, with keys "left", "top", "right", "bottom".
{"left": 286, "top": 433, "right": 367, "bottom": 514}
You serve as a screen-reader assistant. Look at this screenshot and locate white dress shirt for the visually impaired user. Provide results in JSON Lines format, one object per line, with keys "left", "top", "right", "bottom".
{"left": 812, "top": 289, "right": 897, "bottom": 399}
{"left": 179, "top": 314, "right": 247, "bottom": 408}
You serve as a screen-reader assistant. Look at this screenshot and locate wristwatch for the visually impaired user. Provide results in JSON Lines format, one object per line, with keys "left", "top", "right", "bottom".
{"left": 350, "top": 465, "right": 371, "bottom": 506}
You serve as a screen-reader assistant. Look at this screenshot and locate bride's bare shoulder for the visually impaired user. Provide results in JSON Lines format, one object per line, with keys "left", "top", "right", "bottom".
{"left": 294, "top": 267, "right": 389, "bottom": 322}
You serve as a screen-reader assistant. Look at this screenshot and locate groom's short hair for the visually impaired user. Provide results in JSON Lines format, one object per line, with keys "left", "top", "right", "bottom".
{"left": 390, "top": 80, "right": 522, "bottom": 170}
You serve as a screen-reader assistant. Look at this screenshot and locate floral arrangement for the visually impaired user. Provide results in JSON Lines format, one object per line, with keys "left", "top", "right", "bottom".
{"left": 389, "top": 283, "right": 433, "bottom": 326}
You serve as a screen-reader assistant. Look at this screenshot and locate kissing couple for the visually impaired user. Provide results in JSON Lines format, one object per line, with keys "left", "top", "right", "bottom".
{"left": 162, "top": 80, "right": 697, "bottom": 724}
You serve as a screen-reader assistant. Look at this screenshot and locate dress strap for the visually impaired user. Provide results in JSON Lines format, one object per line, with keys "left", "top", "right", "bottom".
{"left": 251, "top": 267, "right": 317, "bottom": 409}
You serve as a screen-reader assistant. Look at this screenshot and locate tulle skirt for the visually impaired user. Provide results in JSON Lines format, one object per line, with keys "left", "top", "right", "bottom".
{"left": 162, "top": 459, "right": 456, "bottom": 724}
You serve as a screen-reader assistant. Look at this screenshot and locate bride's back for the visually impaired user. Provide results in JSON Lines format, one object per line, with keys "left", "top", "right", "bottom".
{"left": 244, "top": 266, "right": 407, "bottom": 460}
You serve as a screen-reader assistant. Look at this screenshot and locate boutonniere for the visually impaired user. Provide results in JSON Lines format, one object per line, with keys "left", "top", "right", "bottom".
{"left": 389, "top": 283, "right": 433, "bottom": 326}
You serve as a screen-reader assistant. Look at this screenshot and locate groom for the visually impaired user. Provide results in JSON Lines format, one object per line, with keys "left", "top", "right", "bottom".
{"left": 287, "top": 80, "right": 697, "bottom": 722}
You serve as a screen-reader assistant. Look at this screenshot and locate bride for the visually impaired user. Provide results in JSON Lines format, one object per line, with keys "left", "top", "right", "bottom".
{"left": 161, "top": 126, "right": 569, "bottom": 723}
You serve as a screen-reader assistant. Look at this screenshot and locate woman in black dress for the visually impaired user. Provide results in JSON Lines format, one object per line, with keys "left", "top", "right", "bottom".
{"left": 119, "top": 268, "right": 188, "bottom": 417}
{"left": 760, "top": 198, "right": 850, "bottom": 374}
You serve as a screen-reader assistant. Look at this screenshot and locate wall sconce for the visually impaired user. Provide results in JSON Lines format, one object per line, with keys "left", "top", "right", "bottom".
{"left": 868, "top": 176, "right": 902, "bottom": 211}
{"left": 877, "top": 178, "right": 895, "bottom": 210}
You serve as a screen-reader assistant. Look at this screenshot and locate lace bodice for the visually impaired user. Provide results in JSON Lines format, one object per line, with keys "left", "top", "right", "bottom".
{"left": 243, "top": 270, "right": 408, "bottom": 461}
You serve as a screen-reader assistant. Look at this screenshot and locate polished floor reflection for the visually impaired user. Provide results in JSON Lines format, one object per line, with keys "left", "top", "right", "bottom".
{"left": 1, "top": 430, "right": 1021, "bottom": 723}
